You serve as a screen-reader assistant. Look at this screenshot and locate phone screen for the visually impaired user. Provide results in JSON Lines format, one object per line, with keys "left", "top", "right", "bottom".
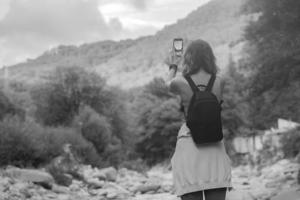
{"left": 173, "top": 38, "right": 183, "bottom": 52}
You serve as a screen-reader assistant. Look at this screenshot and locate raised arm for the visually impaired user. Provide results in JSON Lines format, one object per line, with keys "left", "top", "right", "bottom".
{"left": 165, "top": 48, "right": 183, "bottom": 87}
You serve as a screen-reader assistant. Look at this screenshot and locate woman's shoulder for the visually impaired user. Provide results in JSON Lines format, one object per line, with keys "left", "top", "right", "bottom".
{"left": 169, "top": 73, "right": 225, "bottom": 94}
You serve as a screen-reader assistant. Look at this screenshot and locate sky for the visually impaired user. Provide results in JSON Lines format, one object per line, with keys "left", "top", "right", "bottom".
{"left": 0, "top": 0, "right": 211, "bottom": 67}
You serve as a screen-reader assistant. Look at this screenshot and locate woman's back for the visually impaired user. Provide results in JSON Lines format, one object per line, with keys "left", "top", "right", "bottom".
{"left": 167, "top": 39, "right": 231, "bottom": 198}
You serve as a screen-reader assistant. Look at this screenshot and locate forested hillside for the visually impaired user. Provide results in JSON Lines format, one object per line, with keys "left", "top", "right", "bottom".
{"left": 3, "top": 39, "right": 138, "bottom": 85}
{"left": 241, "top": 0, "right": 300, "bottom": 129}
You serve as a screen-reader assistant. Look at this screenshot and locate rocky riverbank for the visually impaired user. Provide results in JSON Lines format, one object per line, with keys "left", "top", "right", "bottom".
{"left": 0, "top": 159, "right": 299, "bottom": 200}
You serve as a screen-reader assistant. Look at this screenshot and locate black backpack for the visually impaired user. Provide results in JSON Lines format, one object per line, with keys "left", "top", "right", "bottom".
{"left": 184, "top": 74, "right": 223, "bottom": 145}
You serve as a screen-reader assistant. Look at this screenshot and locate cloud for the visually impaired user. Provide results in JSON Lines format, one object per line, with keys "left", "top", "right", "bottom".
{"left": 130, "top": 0, "right": 148, "bottom": 10}
{"left": 0, "top": 0, "right": 10, "bottom": 20}
{"left": 0, "top": 0, "right": 131, "bottom": 66}
{"left": 99, "top": 0, "right": 150, "bottom": 11}
{"left": 0, "top": 0, "right": 114, "bottom": 43}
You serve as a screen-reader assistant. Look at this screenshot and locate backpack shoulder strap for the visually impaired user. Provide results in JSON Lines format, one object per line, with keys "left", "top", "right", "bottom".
{"left": 184, "top": 75, "right": 199, "bottom": 93}
{"left": 205, "top": 74, "right": 216, "bottom": 92}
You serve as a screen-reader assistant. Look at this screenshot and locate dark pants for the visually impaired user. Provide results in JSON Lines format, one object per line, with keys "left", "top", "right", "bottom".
{"left": 181, "top": 188, "right": 227, "bottom": 200}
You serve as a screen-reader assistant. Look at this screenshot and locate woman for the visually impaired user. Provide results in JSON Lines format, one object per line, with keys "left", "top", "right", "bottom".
{"left": 166, "top": 39, "right": 232, "bottom": 200}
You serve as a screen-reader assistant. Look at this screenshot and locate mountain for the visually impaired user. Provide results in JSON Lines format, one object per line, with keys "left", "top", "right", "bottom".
{"left": 3, "top": 0, "right": 250, "bottom": 89}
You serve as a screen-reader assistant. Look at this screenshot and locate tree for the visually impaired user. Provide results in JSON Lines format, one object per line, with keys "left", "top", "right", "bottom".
{"left": 133, "top": 78, "right": 182, "bottom": 164}
{"left": 30, "top": 66, "right": 132, "bottom": 166}
{"left": 0, "top": 90, "right": 24, "bottom": 121}
{"left": 222, "top": 55, "right": 251, "bottom": 137}
{"left": 242, "top": 0, "right": 300, "bottom": 128}
{"left": 30, "top": 66, "right": 106, "bottom": 126}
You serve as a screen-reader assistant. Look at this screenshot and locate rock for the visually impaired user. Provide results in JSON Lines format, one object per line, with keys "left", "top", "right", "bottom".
{"left": 44, "top": 193, "right": 58, "bottom": 199}
{"left": 69, "top": 180, "right": 83, "bottom": 192}
{"left": 95, "top": 172, "right": 107, "bottom": 180}
{"left": 106, "top": 191, "right": 118, "bottom": 199}
{"left": 297, "top": 169, "right": 300, "bottom": 185}
{"left": 264, "top": 171, "right": 282, "bottom": 179}
{"left": 226, "top": 190, "right": 255, "bottom": 200}
{"left": 133, "top": 193, "right": 178, "bottom": 200}
{"left": 55, "top": 194, "right": 70, "bottom": 200}
{"left": 50, "top": 172, "right": 73, "bottom": 187}
{"left": 271, "top": 189, "right": 300, "bottom": 200}
{"left": 86, "top": 178, "right": 105, "bottom": 189}
{"left": 265, "top": 181, "right": 281, "bottom": 189}
{"left": 242, "top": 181, "right": 250, "bottom": 185}
{"left": 47, "top": 143, "right": 83, "bottom": 185}
{"left": 0, "top": 177, "right": 11, "bottom": 192}
{"left": 101, "top": 182, "right": 131, "bottom": 200}
{"left": 98, "top": 167, "right": 118, "bottom": 182}
{"left": 5, "top": 168, "right": 55, "bottom": 185}
{"left": 34, "top": 181, "right": 53, "bottom": 190}
{"left": 118, "top": 168, "right": 128, "bottom": 178}
{"left": 94, "top": 188, "right": 108, "bottom": 196}
{"left": 159, "top": 183, "right": 173, "bottom": 193}
{"left": 134, "top": 182, "right": 161, "bottom": 194}
{"left": 52, "top": 184, "right": 69, "bottom": 194}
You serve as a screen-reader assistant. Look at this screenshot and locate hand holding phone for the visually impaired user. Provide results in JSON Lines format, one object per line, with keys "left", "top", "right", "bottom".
{"left": 173, "top": 38, "right": 183, "bottom": 57}
{"left": 164, "top": 38, "right": 184, "bottom": 75}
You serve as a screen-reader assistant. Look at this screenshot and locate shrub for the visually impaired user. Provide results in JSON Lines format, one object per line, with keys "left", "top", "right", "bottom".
{"left": 0, "top": 91, "right": 24, "bottom": 120}
{"left": 0, "top": 116, "right": 36, "bottom": 167}
{"left": 0, "top": 116, "right": 100, "bottom": 167}
{"left": 29, "top": 66, "right": 133, "bottom": 167}
{"left": 133, "top": 78, "right": 182, "bottom": 164}
{"left": 73, "top": 105, "right": 112, "bottom": 154}
{"left": 30, "top": 66, "right": 106, "bottom": 126}
{"left": 281, "top": 127, "right": 300, "bottom": 158}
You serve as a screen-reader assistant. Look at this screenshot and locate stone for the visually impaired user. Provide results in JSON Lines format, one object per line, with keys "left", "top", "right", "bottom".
{"left": 271, "top": 189, "right": 300, "bottom": 200}
{"left": 265, "top": 181, "right": 280, "bottom": 188}
{"left": 134, "top": 182, "right": 161, "bottom": 194}
{"left": 50, "top": 172, "right": 73, "bottom": 187}
{"left": 106, "top": 191, "right": 118, "bottom": 199}
{"left": 86, "top": 178, "right": 105, "bottom": 189}
{"left": 69, "top": 181, "right": 82, "bottom": 192}
{"left": 226, "top": 190, "right": 255, "bottom": 200}
{"left": 133, "top": 193, "right": 178, "bottom": 200}
{"left": 47, "top": 144, "right": 83, "bottom": 185}
{"left": 93, "top": 169, "right": 106, "bottom": 180}
{"left": 87, "top": 189, "right": 99, "bottom": 196}
{"left": 0, "top": 177, "right": 11, "bottom": 192}
{"left": 52, "top": 184, "right": 69, "bottom": 194}
{"left": 297, "top": 169, "right": 300, "bottom": 185}
{"left": 55, "top": 194, "right": 70, "bottom": 200}
{"left": 118, "top": 168, "right": 128, "bottom": 178}
{"left": 44, "top": 193, "right": 58, "bottom": 199}
{"left": 98, "top": 167, "right": 118, "bottom": 182}
{"left": 5, "top": 168, "right": 55, "bottom": 185}
{"left": 95, "top": 188, "right": 108, "bottom": 196}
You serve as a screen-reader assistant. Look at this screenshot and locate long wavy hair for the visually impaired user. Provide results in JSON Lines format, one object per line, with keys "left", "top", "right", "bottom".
{"left": 182, "top": 39, "right": 218, "bottom": 76}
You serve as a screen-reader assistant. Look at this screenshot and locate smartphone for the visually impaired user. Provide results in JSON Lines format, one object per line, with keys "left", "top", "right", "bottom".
{"left": 173, "top": 38, "right": 183, "bottom": 56}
